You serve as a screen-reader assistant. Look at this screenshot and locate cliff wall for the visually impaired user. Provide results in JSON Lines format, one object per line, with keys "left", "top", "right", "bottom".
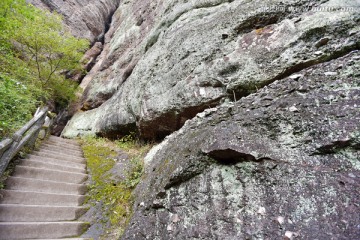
{"left": 47, "top": 0, "right": 360, "bottom": 239}
{"left": 62, "top": 0, "right": 359, "bottom": 141}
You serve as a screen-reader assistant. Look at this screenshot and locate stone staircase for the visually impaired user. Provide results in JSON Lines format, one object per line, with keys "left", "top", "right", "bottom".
{"left": 0, "top": 136, "right": 90, "bottom": 240}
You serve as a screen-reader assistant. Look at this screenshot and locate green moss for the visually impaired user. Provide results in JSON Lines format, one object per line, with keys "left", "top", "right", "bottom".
{"left": 80, "top": 135, "right": 151, "bottom": 239}
{"left": 115, "top": 133, "right": 135, "bottom": 150}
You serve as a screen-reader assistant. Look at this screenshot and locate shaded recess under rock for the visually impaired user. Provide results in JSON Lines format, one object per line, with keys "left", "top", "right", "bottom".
{"left": 122, "top": 51, "right": 360, "bottom": 239}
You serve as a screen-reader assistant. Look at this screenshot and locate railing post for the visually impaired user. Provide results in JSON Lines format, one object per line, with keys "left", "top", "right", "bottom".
{"left": 26, "top": 114, "right": 46, "bottom": 149}
{"left": 0, "top": 130, "right": 24, "bottom": 174}
{"left": 0, "top": 140, "right": 17, "bottom": 175}
{"left": 38, "top": 116, "right": 52, "bottom": 140}
{"left": 0, "top": 139, "right": 13, "bottom": 159}
{"left": 0, "top": 139, "right": 14, "bottom": 174}
{"left": 0, "top": 107, "right": 50, "bottom": 176}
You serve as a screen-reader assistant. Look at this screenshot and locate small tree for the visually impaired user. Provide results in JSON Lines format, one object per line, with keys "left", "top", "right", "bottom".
{"left": 0, "top": 0, "right": 89, "bottom": 137}
{"left": 12, "top": 5, "right": 88, "bottom": 101}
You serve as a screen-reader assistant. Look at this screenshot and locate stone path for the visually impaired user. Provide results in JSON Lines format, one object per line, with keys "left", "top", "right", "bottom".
{"left": 0, "top": 136, "right": 90, "bottom": 240}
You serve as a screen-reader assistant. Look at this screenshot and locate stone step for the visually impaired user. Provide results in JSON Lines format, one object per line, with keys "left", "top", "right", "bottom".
{"left": 27, "top": 238, "right": 93, "bottom": 240}
{"left": 0, "top": 190, "right": 85, "bottom": 206}
{"left": 33, "top": 148, "right": 84, "bottom": 160}
{"left": 28, "top": 239, "right": 93, "bottom": 240}
{"left": 0, "top": 136, "right": 90, "bottom": 238}
{"left": 46, "top": 138, "right": 81, "bottom": 146}
{"left": 19, "top": 159, "right": 86, "bottom": 174}
{"left": 33, "top": 149, "right": 85, "bottom": 161}
{"left": 39, "top": 148, "right": 84, "bottom": 158}
{"left": 32, "top": 151, "right": 86, "bottom": 164}
{"left": 43, "top": 142, "right": 82, "bottom": 152}
{"left": 5, "top": 177, "right": 87, "bottom": 195}
{"left": 43, "top": 141, "right": 82, "bottom": 151}
{"left": 0, "top": 204, "right": 87, "bottom": 222}
{"left": 41, "top": 144, "right": 83, "bottom": 154}
{"left": 40, "top": 145, "right": 83, "bottom": 155}
{"left": 48, "top": 136, "right": 78, "bottom": 145}
{"left": 47, "top": 136, "right": 80, "bottom": 143}
{"left": 0, "top": 222, "right": 89, "bottom": 239}
{"left": 43, "top": 140, "right": 82, "bottom": 148}
{"left": 27, "top": 155, "right": 86, "bottom": 170}
{"left": 12, "top": 166, "right": 87, "bottom": 184}
{"left": 49, "top": 135, "right": 77, "bottom": 141}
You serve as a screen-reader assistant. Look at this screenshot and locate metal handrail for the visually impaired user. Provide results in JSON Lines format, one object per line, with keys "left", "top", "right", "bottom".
{"left": 0, "top": 107, "right": 49, "bottom": 176}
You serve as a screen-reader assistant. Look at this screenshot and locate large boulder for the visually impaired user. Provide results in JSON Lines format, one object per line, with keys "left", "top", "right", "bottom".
{"left": 122, "top": 51, "right": 360, "bottom": 239}
{"left": 27, "top": 0, "right": 120, "bottom": 43}
{"left": 62, "top": 0, "right": 360, "bottom": 139}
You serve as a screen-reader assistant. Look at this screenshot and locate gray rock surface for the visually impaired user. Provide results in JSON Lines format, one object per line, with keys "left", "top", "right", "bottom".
{"left": 122, "top": 51, "right": 360, "bottom": 239}
{"left": 27, "top": 0, "right": 120, "bottom": 43}
{"left": 51, "top": 0, "right": 360, "bottom": 238}
{"left": 62, "top": 0, "right": 360, "bottom": 139}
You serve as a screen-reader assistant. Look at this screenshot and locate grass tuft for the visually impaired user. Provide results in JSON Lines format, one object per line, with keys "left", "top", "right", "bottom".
{"left": 80, "top": 135, "right": 152, "bottom": 239}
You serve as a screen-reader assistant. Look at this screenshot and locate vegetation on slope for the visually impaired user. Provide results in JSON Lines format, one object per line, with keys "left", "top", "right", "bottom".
{"left": 0, "top": 0, "right": 88, "bottom": 139}
{"left": 80, "top": 135, "right": 152, "bottom": 239}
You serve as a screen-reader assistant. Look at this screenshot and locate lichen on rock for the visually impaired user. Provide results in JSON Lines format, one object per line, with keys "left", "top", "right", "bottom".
{"left": 121, "top": 51, "right": 360, "bottom": 239}
{"left": 62, "top": 0, "right": 360, "bottom": 140}
{"left": 54, "top": 0, "right": 360, "bottom": 239}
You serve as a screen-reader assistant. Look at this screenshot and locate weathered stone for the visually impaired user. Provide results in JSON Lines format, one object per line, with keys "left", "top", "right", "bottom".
{"left": 27, "top": 0, "right": 120, "bottom": 43}
{"left": 63, "top": 0, "right": 360, "bottom": 140}
{"left": 121, "top": 51, "right": 360, "bottom": 239}
{"left": 51, "top": 102, "right": 79, "bottom": 137}
{"left": 315, "top": 37, "right": 330, "bottom": 48}
{"left": 67, "top": 42, "right": 104, "bottom": 84}
{"left": 82, "top": 42, "right": 103, "bottom": 72}
{"left": 289, "top": 74, "right": 303, "bottom": 80}
{"left": 324, "top": 71, "right": 338, "bottom": 76}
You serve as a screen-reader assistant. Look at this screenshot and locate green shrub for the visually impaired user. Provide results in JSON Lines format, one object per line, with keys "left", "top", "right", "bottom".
{"left": 80, "top": 136, "right": 151, "bottom": 238}
{"left": 0, "top": 0, "right": 88, "bottom": 139}
{"left": 0, "top": 73, "right": 38, "bottom": 138}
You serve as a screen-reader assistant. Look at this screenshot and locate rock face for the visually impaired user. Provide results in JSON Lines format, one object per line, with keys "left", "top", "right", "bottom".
{"left": 27, "top": 0, "right": 120, "bottom": 43}
{"left": 53, "top": 0, "right": 360, "bottom": 239}
{"left": 122, "top": 51, "right": 360, "bottom": 239}
{"left": 62, "top": 0, "right": 360, "bottom": 139}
